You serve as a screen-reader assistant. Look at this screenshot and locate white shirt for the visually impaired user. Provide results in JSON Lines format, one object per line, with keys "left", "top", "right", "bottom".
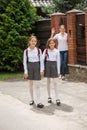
{"left": 23, "top": 47, "right": 44, "bottom": 74}
{"left": 42, "top": 48, "right": 60, "bottom": 74}
{"left": 54, "top": 32, "right": 68, "bottom": 51}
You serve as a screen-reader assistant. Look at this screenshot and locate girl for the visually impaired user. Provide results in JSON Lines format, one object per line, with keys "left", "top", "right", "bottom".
{"left": 51, "top": 25, "right": 68, "bottom": 80}
{"left": 43, "top": 38, "right": 61, "bottom": 105}
{"left": 23, "top": 36, "right": 44, "bottom": 108}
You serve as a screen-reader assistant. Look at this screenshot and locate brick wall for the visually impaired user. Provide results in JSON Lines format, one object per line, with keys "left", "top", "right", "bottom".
{"left": 51, "top": 12, "right": 65, "bottom": 34}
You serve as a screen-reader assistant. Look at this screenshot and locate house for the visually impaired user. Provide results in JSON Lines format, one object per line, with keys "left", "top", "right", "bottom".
{"left": 31, "top": 0, "right": 52, "bottom": 7}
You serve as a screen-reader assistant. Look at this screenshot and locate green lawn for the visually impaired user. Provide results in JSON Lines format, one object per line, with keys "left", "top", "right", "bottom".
{"left": 0, "top": 73, "right": 23, "bottom": 81}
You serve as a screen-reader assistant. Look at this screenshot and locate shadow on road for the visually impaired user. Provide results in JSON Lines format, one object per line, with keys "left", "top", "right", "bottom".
{"left": 31, "top": 103, "right": 73, "bottom": 115}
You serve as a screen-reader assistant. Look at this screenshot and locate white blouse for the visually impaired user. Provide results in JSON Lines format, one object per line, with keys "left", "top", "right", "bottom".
{"left": 42, "top": 48, "right": 60, "bottom": 74}
{"left": 54, "top": 32, "right": 68, "bottom": 51}
{"left": 23, "top": 47, "right": 44, "bottom": 74}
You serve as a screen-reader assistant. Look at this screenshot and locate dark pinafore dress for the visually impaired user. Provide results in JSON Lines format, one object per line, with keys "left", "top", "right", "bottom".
{"left": 44, "top": 49, "right": 58, "bottom": 78}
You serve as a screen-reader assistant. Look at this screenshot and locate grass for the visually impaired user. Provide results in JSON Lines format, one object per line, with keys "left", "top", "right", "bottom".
{"left": 0, "top": 72, "right": 23, "bottom": 81}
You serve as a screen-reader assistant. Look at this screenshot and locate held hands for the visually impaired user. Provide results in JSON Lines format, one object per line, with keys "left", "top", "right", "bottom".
{"left": 24, "top": 74, "right": 28, "bottom": 79}
{"left": 58, "top": 74, "right": 62, "bottom": 79}
{"left": 40, "top": 71, "right": 44, "bottom": 78}
{"left": 24, "top": 72, "right": 44, "bottom": 79}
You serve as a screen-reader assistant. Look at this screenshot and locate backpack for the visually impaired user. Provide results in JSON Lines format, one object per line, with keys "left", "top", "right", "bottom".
{"left": 26, "top": 48, "right": 40, "bottom": 63}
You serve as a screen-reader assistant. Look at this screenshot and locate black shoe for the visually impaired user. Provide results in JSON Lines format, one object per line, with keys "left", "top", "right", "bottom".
{"left": 48, "top": 97, "right": 52, "bottom": 103}
{"left": 29, "top": 100, "right": 34, "bottom": 105}
{"left": 56, "top": 99, "right": 61, "bottom": 106}
{"left": 37, "top": 103, "right": 44, "bottom": 108}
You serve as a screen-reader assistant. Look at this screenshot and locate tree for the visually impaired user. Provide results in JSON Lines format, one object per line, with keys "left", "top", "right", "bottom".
{"left": 75, "top": 0, "right": 87, "bottom": 10}
{"left": 0, "top": 0, "right": 38, "bottom": 72}
{"left": 41, "top": 0, "right": 87, "bottom": 15}
{"left": 53, "top": 0, "right": 85, "bottom": 12}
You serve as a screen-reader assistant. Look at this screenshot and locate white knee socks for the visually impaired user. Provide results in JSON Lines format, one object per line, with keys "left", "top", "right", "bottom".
{"left": 29, "top": 80, "right": 41, "bottom": 103}
{"left": 53, "top": 78, "right": 59, "bottom": 99}
{"left": 34, "top": 81, "right": 41, "bottom": 103}
{"left": 29, "top": 80, "right": 33, "bottom": 101}
{"left": 47, "top": 78, "right": 59, "bottom": 99}
{"left": 47, "top": 78, "right": 51, "bottom": 98}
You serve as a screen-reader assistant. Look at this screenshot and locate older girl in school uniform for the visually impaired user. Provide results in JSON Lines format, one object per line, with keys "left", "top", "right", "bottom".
{"left": 43, "top": 38, "right": 61, "bottom": 105}
{"left": 23, "top": 36, "right": 44, "bottom": 108}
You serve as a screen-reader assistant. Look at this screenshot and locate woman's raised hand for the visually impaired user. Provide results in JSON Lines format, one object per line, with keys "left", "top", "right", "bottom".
{"left": 51, "top": 27, "right": 55, "bottom": 35}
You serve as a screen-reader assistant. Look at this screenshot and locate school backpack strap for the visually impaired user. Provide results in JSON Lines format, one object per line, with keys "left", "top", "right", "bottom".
{"left": 37, "top": 47, "right": 40, "bottom": 60}
{"left": 45, "top": 48, "right": 49, "bottom": 61}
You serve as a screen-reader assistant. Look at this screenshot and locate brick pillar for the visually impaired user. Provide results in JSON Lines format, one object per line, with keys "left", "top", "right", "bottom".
{"left": 51, "top": 12, "right": 65, "bottom": 33}
{"left": 84, "top": 8, "right": 87, "bottom": 64}
{"left": 66, "top": 9, "right": 82, "bottom": 64}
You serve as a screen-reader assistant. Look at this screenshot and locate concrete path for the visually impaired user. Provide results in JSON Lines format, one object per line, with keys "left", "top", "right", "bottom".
{"left": 0, "top": 78, "right": 87, "bottom": 130}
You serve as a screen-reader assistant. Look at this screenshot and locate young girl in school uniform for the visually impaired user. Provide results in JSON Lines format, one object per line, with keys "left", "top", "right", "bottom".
{"left": 23, "top": 36, "right": 44, "bottom": 108}
{"left": 43, "top": 38, "right": 61, "bottom": 105}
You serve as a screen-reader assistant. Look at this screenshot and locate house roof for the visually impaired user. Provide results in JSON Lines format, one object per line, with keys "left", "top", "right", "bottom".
{"left": 31, "top": 0, "right": 52, "bottom": 7}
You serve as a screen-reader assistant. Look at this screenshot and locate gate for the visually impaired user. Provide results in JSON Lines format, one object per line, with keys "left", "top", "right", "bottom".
{"left": 76, "top": 13, "right": 86, "bottom": 65}
{"left": 34, "top": 19, "right": 51, "bottom": 51}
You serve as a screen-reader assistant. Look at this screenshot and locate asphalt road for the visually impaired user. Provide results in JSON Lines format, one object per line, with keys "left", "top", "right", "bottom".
{"left": 0, "top": 77, "right": 87, "bottom": 130}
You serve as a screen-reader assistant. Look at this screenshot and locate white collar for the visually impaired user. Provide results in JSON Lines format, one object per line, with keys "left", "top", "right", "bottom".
{"left": 28, "top": 47, "right": 36, "bottom": 50}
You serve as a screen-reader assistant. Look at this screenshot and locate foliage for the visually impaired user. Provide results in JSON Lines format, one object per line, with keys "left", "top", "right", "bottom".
{"left": 75, "top": 0, "right": 87, "bottom": 10}
{"left": 41, "top": 4, "right": 55, "bottom": 17}
{"left": 53, "top": 0, "right": 84, "bottom": 12}
{"left": 41, "top": 0, "right": 87, "bottom": 14}
{"left": 0, "top": 0, "right": 38, "bottom": 72}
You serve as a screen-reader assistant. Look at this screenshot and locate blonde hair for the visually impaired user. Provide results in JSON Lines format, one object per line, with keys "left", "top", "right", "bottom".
{"left": 28, "top": 35, "right": 37, "bottom": 46}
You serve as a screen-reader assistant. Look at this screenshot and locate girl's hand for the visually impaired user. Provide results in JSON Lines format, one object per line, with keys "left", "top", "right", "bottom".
{"left": 58, "top": 74, "right": 62, "bottom": 79}
{"left": 40, "top": 72, "right": 44, "bottom": 77}
{"left": 24, "top": 74, "right": 28, "bottom": 79}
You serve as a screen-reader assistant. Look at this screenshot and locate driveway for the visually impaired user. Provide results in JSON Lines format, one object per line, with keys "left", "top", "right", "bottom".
{"left": 0, "top": 78, "right": 87, "bottom": 130}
